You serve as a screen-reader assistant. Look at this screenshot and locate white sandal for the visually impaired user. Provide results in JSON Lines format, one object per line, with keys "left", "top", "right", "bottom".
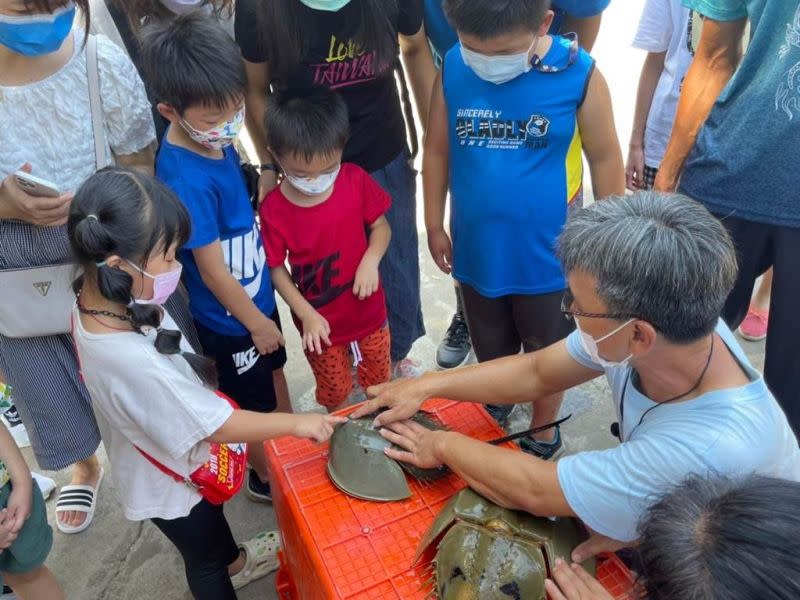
{"left": 55, "top": 467, "right": 104, "bottom": 534}
{"left": 231, "top": 530, "right": 281, "bottom": 590}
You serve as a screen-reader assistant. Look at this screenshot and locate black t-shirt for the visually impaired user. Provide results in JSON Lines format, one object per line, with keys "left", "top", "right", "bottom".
{"left": 235, "top": 0, "right": 423, "bottom": 172}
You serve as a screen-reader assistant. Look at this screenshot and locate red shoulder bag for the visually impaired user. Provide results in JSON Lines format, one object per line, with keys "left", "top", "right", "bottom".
{"left": 136, "top": 392, "right": 248, "bottom": 505}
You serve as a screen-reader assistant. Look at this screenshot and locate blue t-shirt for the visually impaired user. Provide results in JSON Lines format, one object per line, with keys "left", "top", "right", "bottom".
{"left": 443, "top": 37, "right": 594, "bottom": 297}
{"left": 679, "top": 0, "right": 800, "bottom": 227}
{"left": 156, "top": 138, "right": 276, "bottom": 336}
{"left": 423, "top": 0, "right": 611, "bottom": 64}
{"left": 557, "top": 320, "right": 800, "bottom": 542}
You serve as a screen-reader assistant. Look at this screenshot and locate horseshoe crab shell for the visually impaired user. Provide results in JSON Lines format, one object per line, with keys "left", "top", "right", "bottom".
{"left": 326, "top": 411, "right": 448, "bottom": 502}
{"left": 416, "top": 488, "right": 595, "bottom": 600}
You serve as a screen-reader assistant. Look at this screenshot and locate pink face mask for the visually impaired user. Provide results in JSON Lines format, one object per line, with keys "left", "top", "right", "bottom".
{"left": 126, "top": 260, "right": 183, "bottom": 306}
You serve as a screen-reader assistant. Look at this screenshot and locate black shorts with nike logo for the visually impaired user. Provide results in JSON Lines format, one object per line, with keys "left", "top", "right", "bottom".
{"left": 194, "top": 308, "right": 287, "bottom": 413}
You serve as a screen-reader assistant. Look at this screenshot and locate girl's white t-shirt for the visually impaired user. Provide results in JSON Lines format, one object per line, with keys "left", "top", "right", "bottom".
{"left": 632, "top": 0, "right": 693, "bottom": 168}
{"left": 72, "top": 305, "right": 233, "bottom": 521}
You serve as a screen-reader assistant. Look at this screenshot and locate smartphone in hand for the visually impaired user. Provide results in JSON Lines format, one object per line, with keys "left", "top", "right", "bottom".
{"left": 14, "top": 171, "right": 62, "bottom": 198}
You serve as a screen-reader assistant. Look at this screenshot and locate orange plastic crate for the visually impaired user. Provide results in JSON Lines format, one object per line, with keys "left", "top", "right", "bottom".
{"left": 267, "top": 399, "right": 636, "bottom": 599}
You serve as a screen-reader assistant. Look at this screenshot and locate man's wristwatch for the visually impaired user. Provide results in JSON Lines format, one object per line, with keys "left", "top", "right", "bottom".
{"left": 260, "top": 163, "right": 280, "bottom": 173}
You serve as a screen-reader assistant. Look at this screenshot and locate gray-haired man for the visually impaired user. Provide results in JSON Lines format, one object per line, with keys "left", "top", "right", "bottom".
{"left": 351, "top": 192, "right": 800, "bottom": 556}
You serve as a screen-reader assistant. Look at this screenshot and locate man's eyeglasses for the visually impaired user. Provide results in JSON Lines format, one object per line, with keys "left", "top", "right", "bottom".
{"left": 560, "top": 290, "right": 637, "bottom": 322}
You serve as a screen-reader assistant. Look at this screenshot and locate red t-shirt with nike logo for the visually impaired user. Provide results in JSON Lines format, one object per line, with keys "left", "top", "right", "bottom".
{"left": 261, "top": 163, "right": 391, "bottom": 346}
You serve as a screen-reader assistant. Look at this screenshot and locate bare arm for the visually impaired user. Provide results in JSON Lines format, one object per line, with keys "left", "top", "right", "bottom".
{"left": 0, "top": 425, "right": 33, "bottom": 534}
{"left": 433, "top": 432, "right": 571, "bottom": 516}
{"left": 422, "top": 74, "right": 452, "bottom": 274}
{"left": 207, "top": 408, "right": 346, "bottom": 444}
{"left": 193, "top": 241, "right": 284, "bottom": 354}
{"left": 243, "top": 59, "right": 279, "bottom": 198}
{"left": 0, "top": 427, "right": 30, "bottom": 493}
{"left": 353, "top": 339, "right": 601, "bottom": 424}
{"left": 561, "top": 14, "right": 603, "bottom": 52}
{"left": 115, "top": 143, "right": 156, "bottom": 175}
{"left": 271, "top": 264, "right": 316, "bottom": 322}
{"left": 271, "top": 264, "right": 332, "bottom": 354}
{"left": 578, "top": 69, "right": 626, "bottom": 200}
{"left": 363, "top": 215, "right": 391, "bottom": 266}
{"left": 626, "top": 51, "right": 666, "bottom": 190}
{"left": 399, "top": 26, "right": 437, "bottom": 132}
{"left": 419, "top": 341, "right": 599, "bottom": 407}
{"left": 243, "top": 59, "right": 272, "bottom": 165}
{"left": 654, "top": 17, "right": 747, "bottom": 191}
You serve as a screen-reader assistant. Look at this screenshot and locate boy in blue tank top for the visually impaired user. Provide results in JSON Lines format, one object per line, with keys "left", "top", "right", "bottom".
{"left": 423, "top": 0, "right": 624, "bottom": 457}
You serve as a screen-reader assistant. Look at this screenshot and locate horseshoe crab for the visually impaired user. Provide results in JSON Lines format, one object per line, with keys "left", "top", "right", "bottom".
{"left": 327, "top": 411, "right": 448, "bottom": 502}
{"left": 415, "top": 488, "right": 595, "bottom": 600}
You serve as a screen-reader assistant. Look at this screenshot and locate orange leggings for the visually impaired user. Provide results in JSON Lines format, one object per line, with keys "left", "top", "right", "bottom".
{"left": 306, "top": 325, "right": 391, "bottom": 411}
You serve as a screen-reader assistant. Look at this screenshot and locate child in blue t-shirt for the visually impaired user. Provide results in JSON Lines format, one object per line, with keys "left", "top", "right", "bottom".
{"left": 142, "top": 13, "right": 284, "bottom": 503}
{"left": 424, "top": 0, "right": 624, "bottom": 456}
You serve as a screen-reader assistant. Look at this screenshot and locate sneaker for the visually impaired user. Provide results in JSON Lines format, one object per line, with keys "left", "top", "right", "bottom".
{"left": 436, "top": 311, "right": 472, "bottom": 369}
{"left": 738, "top": 307, "right": 768, "bottom": 341}
{"left": 392, "top": 358, "right": 423, "bottom": 379}
{"left": 32, "top": 472, "right": 56, "bottom": 500}
{"left": 519, "top": 426, "right": 564, "bottom": 460}
{"left": 485, "top": 404, "right": 514, "bottom": 427}
{"left": 246, "top": 470, "right": 272, "bottom": 503}
{"left": 2, "top": 406, "right": 21, "bottom": 428}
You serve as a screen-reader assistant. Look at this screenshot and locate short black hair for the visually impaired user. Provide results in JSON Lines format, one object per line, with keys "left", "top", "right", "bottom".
{"left": 444, "top": 0, "right": 551, "bottom": 38}
{"left": 139, "top": 12, "right": 246, "bottom": 113}
{"left": 638, "top": 475, "right": 800, "bottom": 600}
{"left": 266, "top": 86, "right": 349, "bottom": 163}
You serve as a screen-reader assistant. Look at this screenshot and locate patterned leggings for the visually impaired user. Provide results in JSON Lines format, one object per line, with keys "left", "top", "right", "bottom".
{"left": 306, "top": 325, "right": 391, "bottom": 411}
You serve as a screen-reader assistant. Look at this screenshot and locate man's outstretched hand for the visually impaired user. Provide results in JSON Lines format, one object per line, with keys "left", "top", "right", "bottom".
{"left": 349, "top": 376, "right": 431, "bottom": 426}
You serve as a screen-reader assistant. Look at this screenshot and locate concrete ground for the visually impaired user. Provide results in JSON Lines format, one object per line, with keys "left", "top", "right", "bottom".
{"left": 25, "top": 2, "right": 768, "bottom": 598}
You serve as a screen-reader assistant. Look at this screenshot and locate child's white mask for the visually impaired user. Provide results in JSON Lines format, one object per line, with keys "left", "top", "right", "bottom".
{"left": 285, "top": 166, "right": 341, "bottom": 196}
{"left": 461, "top": 36, "right": 538, "bottom": 85}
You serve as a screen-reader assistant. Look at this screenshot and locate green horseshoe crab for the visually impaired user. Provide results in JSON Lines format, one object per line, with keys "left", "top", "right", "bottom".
{"left": 326, "top": 411, "right": 448, "bottom": 502}
{"left": 415, "top": 488, "right": 595, "bottom": 600}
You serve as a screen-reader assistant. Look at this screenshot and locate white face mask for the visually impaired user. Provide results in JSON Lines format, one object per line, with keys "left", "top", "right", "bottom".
{"left": 576, "top": 319, "right": 635, "bottom": 369}
{"left": 285, "top": 165, "right": 341, "bottom": 196}
{"left": 460, "top": 36, "right": 538, "bottom": 85}
{"left": 159, "top": 0, "right": 204, "bottom": 15}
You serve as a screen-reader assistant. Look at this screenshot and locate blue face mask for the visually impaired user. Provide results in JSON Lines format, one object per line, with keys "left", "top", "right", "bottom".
{"left": 297, "top": 0, "right": 352, "bottom": 11}
{"left": 0, "top": 2, "right": 76, "bottom": 57}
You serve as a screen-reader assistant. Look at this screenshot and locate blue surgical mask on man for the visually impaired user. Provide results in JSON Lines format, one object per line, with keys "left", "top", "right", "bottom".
{"left": 460, "top": 36, "right": 538, "bottom": 85}
{"left": 0, "top": 2, "right": 75, "bottom": 57}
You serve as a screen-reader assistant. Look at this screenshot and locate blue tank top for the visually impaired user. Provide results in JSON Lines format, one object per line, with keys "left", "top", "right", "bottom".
{"left": 443, "top": 36, "right": 594, "bottom": 297}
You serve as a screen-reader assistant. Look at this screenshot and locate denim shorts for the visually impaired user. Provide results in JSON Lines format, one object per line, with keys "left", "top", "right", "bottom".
{"left": 370, "top": 152, "right": 426, "bottom": 361}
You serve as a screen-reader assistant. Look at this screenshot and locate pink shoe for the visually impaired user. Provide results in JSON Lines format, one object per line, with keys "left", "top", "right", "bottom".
{"left": 738, "top": 307, "right": 768, "bottom": 341}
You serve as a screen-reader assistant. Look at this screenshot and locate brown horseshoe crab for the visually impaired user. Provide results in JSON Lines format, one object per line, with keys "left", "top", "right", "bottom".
{"left": 326, "top": 411, "right": 448, "bottom": 502}
{"left": 415, "top": 488, "right": 595, "bottom": 600}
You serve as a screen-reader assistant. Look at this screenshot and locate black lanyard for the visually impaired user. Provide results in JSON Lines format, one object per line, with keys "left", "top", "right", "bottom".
{"left": 611, "top": 334, "right": 716, "bottom": 442}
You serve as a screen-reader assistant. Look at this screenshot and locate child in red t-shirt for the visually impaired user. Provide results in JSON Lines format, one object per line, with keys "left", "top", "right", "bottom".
{"left": 260, "top": 87, "right": 392, "bottom": 411}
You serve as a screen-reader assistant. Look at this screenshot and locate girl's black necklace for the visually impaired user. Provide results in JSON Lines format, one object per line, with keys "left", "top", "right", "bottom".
{"left": 76, "top": 289, "right": 131, "bottom": 324}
